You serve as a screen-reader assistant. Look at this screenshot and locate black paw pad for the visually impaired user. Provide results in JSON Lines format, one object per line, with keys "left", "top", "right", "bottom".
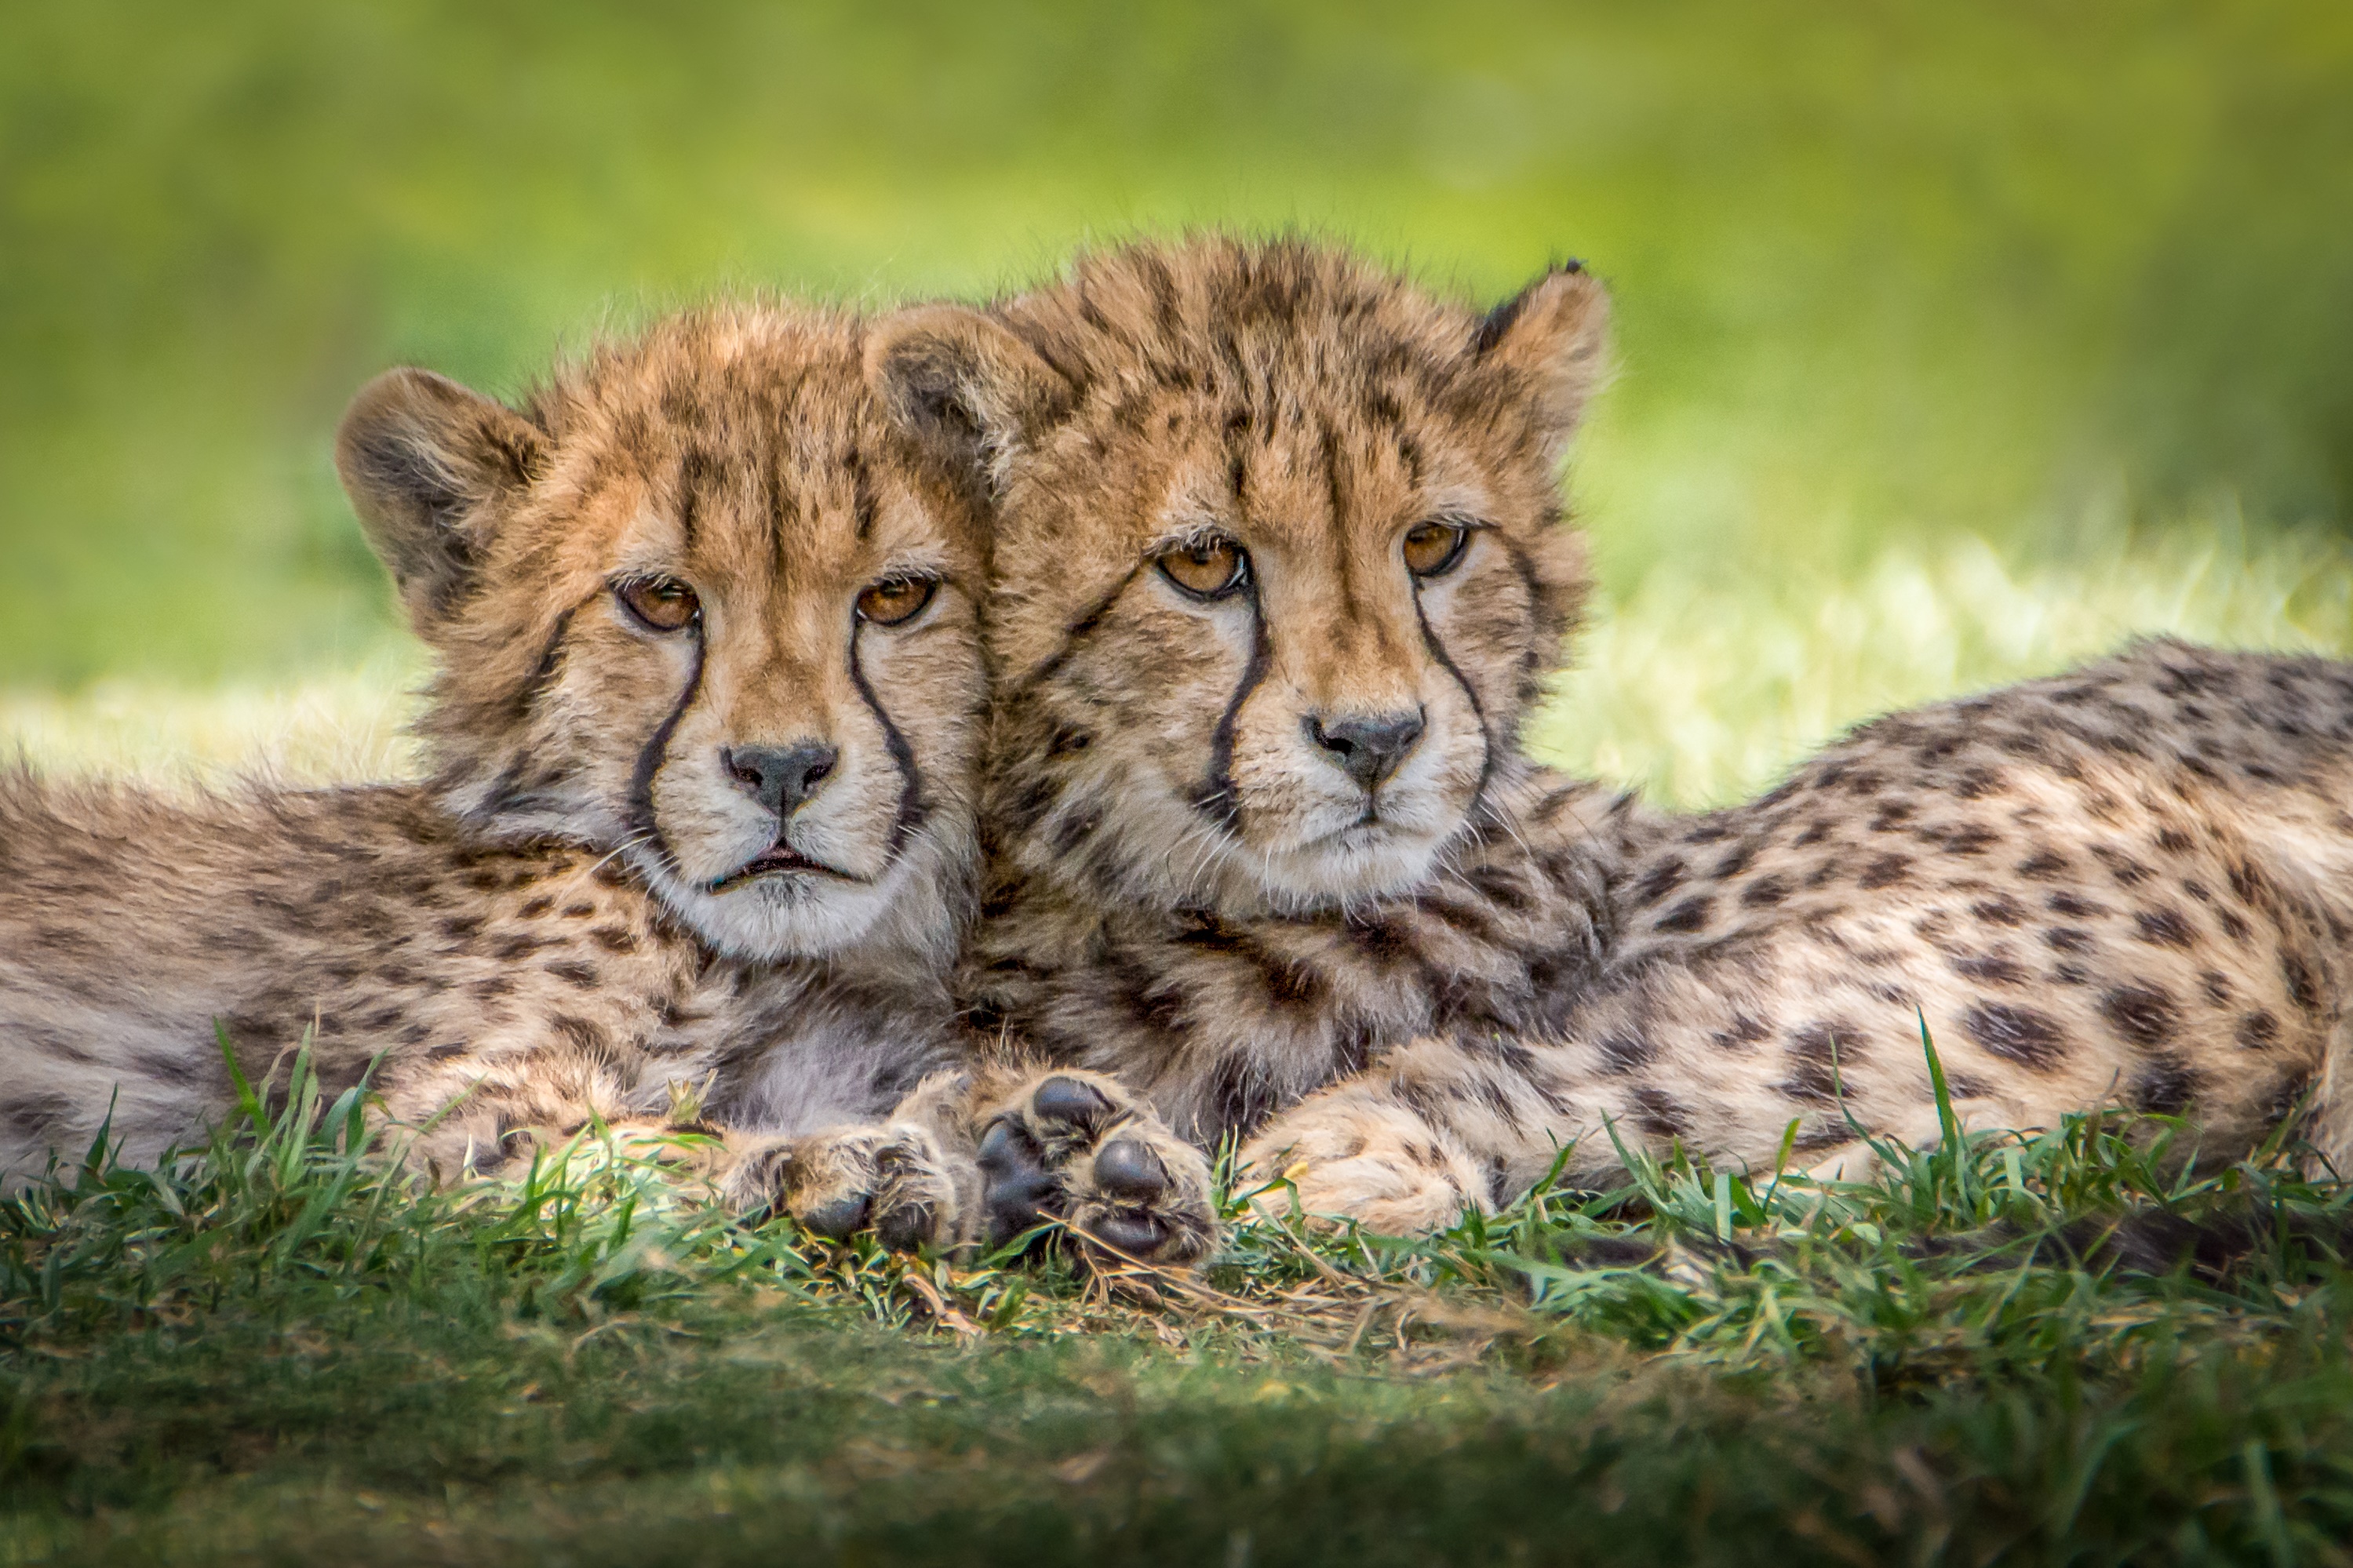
{"left": 1091, "top": 1137, "right": 1169, "bottom": 1203}
{"left": 1091, "top": 1210, "right": 1168, "bottom": 1257}
{"left": 798, "top": 1191, "right": 872, "bottom": 1241}
{"left": 978, "top": 1117, "right": 1062, "bottom": 1249}
{"left": 1033, "top": 1075, "right": 1115, "bottom": 1133}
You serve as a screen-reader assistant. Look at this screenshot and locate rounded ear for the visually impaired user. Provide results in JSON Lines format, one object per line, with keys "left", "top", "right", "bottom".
{"left": 334, "top": 367, "right": 548, "bottom": 628}
{"left": 864, "top": 305, "right": 1073, "bottom": 494}
{"left": 1472, "top": 264, "right": 1611, "bottom": 461}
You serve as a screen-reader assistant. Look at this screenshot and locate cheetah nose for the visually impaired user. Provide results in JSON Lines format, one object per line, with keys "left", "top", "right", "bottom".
{"left": 1306, "top": 708, "right": 1426, "bottom": 793}
{"left": 723, "top": 741, "right": 838, "bottom": 819}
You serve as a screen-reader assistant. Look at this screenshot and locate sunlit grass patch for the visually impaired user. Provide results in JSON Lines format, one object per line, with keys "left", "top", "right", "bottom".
{"left": 0, "top": 646, "right": 424, "bottom": 790}
{"left": 1536, "top": 522, "right": 2353, "bottom": 806}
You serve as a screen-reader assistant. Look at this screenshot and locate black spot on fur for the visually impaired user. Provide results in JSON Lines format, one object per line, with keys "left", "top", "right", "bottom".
{"left": 1858, "top": 853, "right": 1910, "bottom": 890}
{"left": 1972, "top": 896, "right": 2027, "bottom": 926}
{"left": 2100, "top": 984, "right": 2180, "bottom": 1048}
{"left": 2134, "top": 908, "right": 2198, "bottom": 949}
{"left": 2017, "top": 849, "right": 2071, "bottom": 879}
{"left": 1654, "top": 896, "right": 1714, "bottom": 933}
{"left": 1711, "top": 1014, "right": 1771, "bottom": 1052}
{"left": 2093, "top": 846, "right": 2155, "bottom": 886}
{"left": 1778, "top": 1022, "right": 1855, "bottom": 1103}
{"left": 2282, "top": 951, "right": 2322, "bottom": 1015}
{"left": 1952, "top": 953, "right": 2027, "bottom": 986}
{"left": 2237, "top": 1010, "right": 2281, "bottom": 1050}
{"left": 1631, "top": 1087, "right": 1692, "bottom": 1140}
{"left": 492, "top": 933, "right": 552, "bottom": 962}
{"left": 2048, "top": 892, "right": 2108, "bottom": 919}
{"left": 1634, "top": 857, "right": 1686, "bottom": 904}
{"left": 1940, "top": 824, "right": 1999, "bottom": 857}
{"left": 1741, "top": 875, "right": 1790, "bottom": 908}
{"left": 2129, "top": 1055, "right": 2200, "bottom": 1116}
{"left": 1962, "top": 1002, "right": 2067, "bottom": 1070}
{"left": 1597, "top": 1031, "right": 1658, "bottom": 1074}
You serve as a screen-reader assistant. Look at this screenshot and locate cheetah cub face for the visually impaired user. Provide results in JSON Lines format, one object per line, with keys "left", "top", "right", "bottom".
{"left": 869, "top": 238, "right": 1604, "bottom": 914}
{"left": 339, "top": 307, "right": 985, "bottom": 962}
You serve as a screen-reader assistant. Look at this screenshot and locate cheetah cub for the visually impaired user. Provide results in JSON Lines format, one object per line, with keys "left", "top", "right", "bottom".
{"left": 871, "top": 235, "right": 2353, "bottom": 1245}
{"left": 0, "top": 303, "right": 991, "bottom": 1242}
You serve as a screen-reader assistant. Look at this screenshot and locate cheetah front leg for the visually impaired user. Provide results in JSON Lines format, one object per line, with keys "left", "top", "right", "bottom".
{"left": 1239, "top": 1033, "right": 1612, "bottom": 1235}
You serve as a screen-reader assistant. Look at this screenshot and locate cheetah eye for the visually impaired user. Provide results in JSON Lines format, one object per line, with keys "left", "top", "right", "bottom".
{"left": 1401, "top": 520, "right": 1471, "bottom": 578}
{"left": 615, "top": 574, "right": 701, "bottom": 633}
{"left": 1156, "top": 537, "right": 1250, "bottom": 600}
{"left": 855, "top": 574, "right": 939, "bottom": 627}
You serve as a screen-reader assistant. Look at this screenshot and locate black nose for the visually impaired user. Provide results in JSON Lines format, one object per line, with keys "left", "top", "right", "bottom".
{"left": 723, "top": 742, "right": 838, "bottom": 819}
{"left": 1306, "top": 709, "right": 1426, "bottom": 793}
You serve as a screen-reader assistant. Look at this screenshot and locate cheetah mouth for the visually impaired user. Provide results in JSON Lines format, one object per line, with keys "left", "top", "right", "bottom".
{"left": 705, "top": 844, "right": 859, "bottom": 893}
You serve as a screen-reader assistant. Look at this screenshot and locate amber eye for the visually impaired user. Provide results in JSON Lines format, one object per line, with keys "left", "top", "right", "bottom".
{"left": 616, "top": 575, "right": 700, "bottom": 632}
{"left": 1402, "top": 521, "right": 1471, "bottom": 578}
{"left": 855, "top": 575, "right": 938, "bottom": 627}
{"left": 1156, "top": 537, "right": 1249, "bottom": 600}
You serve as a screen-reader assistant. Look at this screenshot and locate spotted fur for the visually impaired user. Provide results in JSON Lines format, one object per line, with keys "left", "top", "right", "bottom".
{"left": 0, "top": 304, "right": 992, "bottom": 1227}
{"left": 865, "top": 235, "right": 2353, "bottom": 1246}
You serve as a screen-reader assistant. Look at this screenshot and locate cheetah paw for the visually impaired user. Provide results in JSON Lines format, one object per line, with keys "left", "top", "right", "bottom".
{"left": 975, "top": 1072, "right": 1216, "bottom": 1268}
{"left": 1240, "top": 1101, "right": 1488, "bottom": 1236}
{"left": 727, "top": 1122, "right": 969, "bottom": 1253}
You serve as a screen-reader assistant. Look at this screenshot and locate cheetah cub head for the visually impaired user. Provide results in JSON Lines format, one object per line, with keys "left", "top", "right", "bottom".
{"left": 869, "top": 237, "right": 1603, "bottom": 914}
{"left": 337, "top": 304, "right": 986, "bottom": 963}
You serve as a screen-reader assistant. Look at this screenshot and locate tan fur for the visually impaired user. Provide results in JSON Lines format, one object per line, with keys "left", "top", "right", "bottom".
{"left": 857, "top": 235, "right": 2353, "bottom": 1252}
{"left": 0, "top": 304, "right": 993, "bottom": 1234}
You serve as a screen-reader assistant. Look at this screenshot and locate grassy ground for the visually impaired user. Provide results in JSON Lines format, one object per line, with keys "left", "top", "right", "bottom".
{"left": 8, "top": 1022, "right": 2353, "bottom": 1564}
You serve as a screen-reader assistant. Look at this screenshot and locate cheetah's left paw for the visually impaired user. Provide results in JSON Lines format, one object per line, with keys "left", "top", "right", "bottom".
{"left": 975, "top": 1072, "right": 1216, "bottom": 1269}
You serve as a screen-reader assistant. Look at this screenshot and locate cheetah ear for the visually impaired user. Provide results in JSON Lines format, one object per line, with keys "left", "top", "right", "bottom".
{"left": 865, "top": 305, "right": 1074, "bottom": 496}
{"left": 335, "top": 367, "right": 548, "bottom": 628}
{"left": 1472, "top": 263, "right": 1611, "bottom": 462}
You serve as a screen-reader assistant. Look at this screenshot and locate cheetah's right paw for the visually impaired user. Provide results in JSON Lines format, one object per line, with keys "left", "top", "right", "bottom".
{"left": 727, "top": 1123, "right": 969, "bottom": 1253}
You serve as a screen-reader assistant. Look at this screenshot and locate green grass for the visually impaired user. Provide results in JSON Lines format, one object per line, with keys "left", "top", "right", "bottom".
{"left": 10, "top": 1031, "right": 2353, "bottom": 1564}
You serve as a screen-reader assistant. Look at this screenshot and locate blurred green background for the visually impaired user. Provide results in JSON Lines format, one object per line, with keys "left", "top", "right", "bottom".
{"left": 5, "top": 0, "right": 2351, "bottom": 797}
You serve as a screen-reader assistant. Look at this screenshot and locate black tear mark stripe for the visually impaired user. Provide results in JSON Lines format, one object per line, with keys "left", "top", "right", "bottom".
{"left": 1014, "top": 565, "right": 1144, "bottom": 699}
{"left": 515, "top": 591, "right": 602, "bottom": 718}
{"left": 1411, "top": 588, "right": 1494, "bottom": 817}
{"left": 1189, "top": 577, "right": 1271, "bottom": 831}
{"left": 627, "top": 626, "right": 708, "bottom": 875}
{"left": 848, "top": 624, "right": 930, "bottom": 857}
